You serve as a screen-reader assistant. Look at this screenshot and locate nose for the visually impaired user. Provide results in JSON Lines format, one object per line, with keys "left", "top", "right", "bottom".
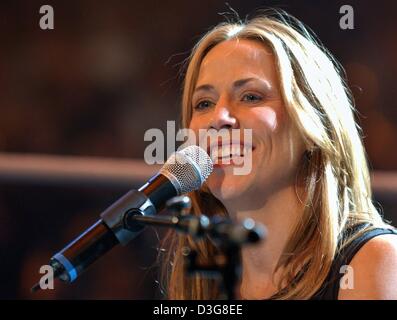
{"left": 209, "top": 97, "right": 239, "bottom": 130}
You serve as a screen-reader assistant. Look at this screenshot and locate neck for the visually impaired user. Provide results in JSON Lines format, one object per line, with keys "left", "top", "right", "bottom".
{"left": 223, "top": 183, "right": 305, "bottom": 299}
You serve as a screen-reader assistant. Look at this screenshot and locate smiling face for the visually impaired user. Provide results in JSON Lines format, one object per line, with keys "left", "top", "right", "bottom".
{"left": 188, "top": 39, "right": 306, "bottom": 211}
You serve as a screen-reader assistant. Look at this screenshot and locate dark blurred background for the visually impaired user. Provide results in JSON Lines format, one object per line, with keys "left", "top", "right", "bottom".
{"left": 0, "top": 0, "right": 396, "bottom": 299}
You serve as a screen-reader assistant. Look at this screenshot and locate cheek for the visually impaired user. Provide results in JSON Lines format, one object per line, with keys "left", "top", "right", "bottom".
{"left": 188, "top": 117, "right": 200, "bottom": 131}
{"left": 188, "top": 117, "right": 206, "bottom": 145}
{"left": 251, "top": 107, "right": 278, "bottom": 131}
{"left": 188, "top": 113, "right": 211, "bottom": 131}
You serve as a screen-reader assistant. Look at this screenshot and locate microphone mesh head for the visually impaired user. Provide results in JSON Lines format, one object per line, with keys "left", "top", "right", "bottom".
{"left": 160, "top": 145, "right": 213, "bottom": 194}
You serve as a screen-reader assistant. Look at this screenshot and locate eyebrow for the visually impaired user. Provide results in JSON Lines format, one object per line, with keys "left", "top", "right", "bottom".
{"left": 193, "top": 77, "right": 271, "bottom": 94}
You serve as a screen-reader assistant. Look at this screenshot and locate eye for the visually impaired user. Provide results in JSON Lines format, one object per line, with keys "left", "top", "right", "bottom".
{"left": 194, "top": 100, "right": 214, "bottom": 111}
{"left": 241, "top": 93, "right": 262, "bottom": 103}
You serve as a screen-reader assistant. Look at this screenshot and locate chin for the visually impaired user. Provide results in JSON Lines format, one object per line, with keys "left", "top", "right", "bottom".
{"left": 207, "top": 167, "right": 254, "bottom": 203}
{"left": 209, "top": 185, "right": 241, "bottom": 202}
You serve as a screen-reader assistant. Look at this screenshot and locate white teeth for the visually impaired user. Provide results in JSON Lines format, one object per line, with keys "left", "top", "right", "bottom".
{"left": 231, "top": 145, "right": 240, "bottom": 156}
{"left": 210, "top": 143, "right": 253, "bottom": 164}
{"left": 222, "top": 145, "right": 231, "bottom": 157}
{"left": 211, "top": 144, "right": 245, "bottom": 161}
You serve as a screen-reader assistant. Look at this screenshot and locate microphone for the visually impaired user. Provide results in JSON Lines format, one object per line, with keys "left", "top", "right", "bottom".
{"left": 31, "top": 146, "right": 213, "bottom": 291}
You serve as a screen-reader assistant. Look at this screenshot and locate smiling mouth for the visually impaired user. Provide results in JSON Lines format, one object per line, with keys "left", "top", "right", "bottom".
{"left": 209, "top": 143, "right": 255, "bottom": 166}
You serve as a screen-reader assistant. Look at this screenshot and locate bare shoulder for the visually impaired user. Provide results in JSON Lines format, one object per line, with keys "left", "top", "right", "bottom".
{"left": 338, "top": 232, "right": 397, "bottom": 300}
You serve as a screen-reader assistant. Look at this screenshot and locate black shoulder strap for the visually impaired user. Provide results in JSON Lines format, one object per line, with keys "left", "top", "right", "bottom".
{"left": 312, "top": 225, "right": 397, "bottom": 300}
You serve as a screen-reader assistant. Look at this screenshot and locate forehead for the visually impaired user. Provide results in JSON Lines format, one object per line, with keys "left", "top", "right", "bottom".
{"left": 198, "top": 39, "right": 275, "bottom": 80}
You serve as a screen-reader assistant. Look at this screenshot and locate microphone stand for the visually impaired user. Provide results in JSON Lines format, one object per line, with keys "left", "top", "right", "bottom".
{"left": 127, "top": 196, "right": 266, "bottom": 300}
{"left": 184, "top": 241, "right": 241, "bottom": 300}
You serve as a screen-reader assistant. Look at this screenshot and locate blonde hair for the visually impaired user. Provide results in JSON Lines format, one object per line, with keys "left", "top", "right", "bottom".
{"left": 159, "top": 9, "right": 389, "bottom": 300}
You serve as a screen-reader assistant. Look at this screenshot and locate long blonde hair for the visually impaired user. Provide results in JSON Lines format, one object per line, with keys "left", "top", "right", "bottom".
{"left": 159, "top": 9, "right": 389, "bottom": 300}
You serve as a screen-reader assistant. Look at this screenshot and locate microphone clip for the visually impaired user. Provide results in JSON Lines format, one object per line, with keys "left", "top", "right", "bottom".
{"left": 101, "top": 189, "right": 156, "bottom": 245}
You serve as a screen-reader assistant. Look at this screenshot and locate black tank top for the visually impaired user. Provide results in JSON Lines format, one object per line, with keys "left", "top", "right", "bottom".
{"left": 311, "top": 223, "right": 397, "bottom": 300}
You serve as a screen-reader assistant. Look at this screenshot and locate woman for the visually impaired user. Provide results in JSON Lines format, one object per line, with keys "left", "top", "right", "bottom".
{"left": 160, "top": 10, "right": 397, "bottom": 300}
